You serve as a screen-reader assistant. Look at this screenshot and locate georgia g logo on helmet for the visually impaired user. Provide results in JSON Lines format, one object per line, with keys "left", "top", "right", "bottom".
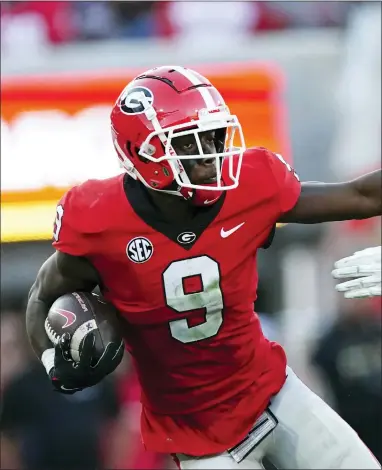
{"left": 119, "top": 86, "right": 154, "bottom": 115}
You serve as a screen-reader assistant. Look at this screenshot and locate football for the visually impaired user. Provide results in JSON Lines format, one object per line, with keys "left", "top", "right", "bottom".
{"left": 45, "top": 291, "right": 124, "bottom": 364}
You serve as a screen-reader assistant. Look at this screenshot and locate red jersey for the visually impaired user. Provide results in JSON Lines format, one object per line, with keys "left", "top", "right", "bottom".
{"left": 52, "top": 147, "right": 301, "bottom": 456}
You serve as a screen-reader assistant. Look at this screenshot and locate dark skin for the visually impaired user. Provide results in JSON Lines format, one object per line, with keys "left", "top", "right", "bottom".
{"left": 26, "top": 129, "right": 382, "bottom": 360}
{"left": 146, "top": 130, "right": 219, "bottom": 222}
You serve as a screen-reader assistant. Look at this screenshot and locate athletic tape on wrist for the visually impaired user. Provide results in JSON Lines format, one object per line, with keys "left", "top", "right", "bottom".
{"left": 41, "top": 348, "right": 55, "bottom": 375}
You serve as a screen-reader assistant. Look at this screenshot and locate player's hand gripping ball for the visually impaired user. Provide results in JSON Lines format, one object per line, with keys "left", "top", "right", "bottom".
{"left": 44, "top": 292, "right": 124, "bottom": 393}
{"left": 332, "top": 246, "right": 382, "bottom": 299}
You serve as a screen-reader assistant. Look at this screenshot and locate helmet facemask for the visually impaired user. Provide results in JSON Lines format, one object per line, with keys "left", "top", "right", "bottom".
{"left": 138, "top": 105, "right": 246, "bottom": 198}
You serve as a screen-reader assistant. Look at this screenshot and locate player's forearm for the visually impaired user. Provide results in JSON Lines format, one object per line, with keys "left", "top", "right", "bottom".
{"left": 352, "top": 169, "right": 382, "bottom": 218}
{"left": 280, "top": 169, "right": 382, "bottom": 224}
{"left": 26, "top": 283, "right": 53, "bottom": 359}
{"left": 26, "top": 253, "right": 100, "bottom": 359}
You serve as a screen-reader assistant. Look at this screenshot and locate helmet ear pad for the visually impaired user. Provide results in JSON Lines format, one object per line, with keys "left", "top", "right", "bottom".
{"left": 126, "top": 137, "right": 174, "bottom": 189}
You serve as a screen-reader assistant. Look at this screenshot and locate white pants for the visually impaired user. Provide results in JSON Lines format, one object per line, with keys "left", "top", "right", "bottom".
{"left": 176, "top": 368, "right": 381, "bottom": 470}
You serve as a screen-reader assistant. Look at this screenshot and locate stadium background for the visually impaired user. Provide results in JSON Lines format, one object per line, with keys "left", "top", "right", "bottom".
{"left": 1, "top": 1, "right": 381, "bottom": 469}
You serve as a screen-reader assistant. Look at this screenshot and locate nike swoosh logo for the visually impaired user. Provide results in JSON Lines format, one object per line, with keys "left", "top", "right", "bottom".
{"left": 220, "top": 222, "right": 245, "bottom": 238}
{"left": 60, "top": 385, "right": 82, "bottom": 392}
{"left": 53, "top": 308, "right": 77, "bottom": 328}
{"left": 204, "top": 196, "right": 220, "bottom": 205}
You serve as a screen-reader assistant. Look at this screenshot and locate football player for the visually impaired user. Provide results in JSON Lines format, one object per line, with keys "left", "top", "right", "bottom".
{"left": 333, "top": 246, "right": 381, "bottom": 298}
{"left": 26, "top": 66, "right": 382, "bottom": 469}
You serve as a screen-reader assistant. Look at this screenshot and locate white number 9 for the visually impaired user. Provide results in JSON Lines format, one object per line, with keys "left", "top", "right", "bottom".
{"left": 163, "top": 256, "right": 224, "bottom": 343}
{"left": 53, "top": 204, "right": 64, "bottom": 241}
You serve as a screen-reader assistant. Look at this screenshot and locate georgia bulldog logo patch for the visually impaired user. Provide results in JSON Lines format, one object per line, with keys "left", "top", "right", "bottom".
{"left": 119, "top": 86, "right": 154, "bottom": 115}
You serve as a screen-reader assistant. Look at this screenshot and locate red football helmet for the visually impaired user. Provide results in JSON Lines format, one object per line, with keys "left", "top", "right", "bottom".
{"left": 110, "top": 65, "right": 246, "bottom": 205}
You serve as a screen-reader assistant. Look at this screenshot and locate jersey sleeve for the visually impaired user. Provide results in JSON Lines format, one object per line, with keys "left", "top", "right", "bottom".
{"left": 52, "top": 187, "right": 91, "bottom": 257}
{"left": 264, "top": 150, "right": 301, "bottom": 216}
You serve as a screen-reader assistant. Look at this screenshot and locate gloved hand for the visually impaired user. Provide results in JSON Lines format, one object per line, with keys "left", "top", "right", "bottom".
{"left": 42, "top": 332, "right": 124, "bottom": 394}
{"left": 332, "top": 246, "right": 381, "bottom": 299}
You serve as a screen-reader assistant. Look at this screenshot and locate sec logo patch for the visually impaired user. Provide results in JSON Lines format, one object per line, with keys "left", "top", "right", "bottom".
{"left": 126, "top": 237, "right": 154, "bottom": 263}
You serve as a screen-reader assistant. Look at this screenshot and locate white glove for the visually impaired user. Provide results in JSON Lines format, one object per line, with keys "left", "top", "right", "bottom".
{"left": 332, "top": 246, "right": 381, "bottom": 299}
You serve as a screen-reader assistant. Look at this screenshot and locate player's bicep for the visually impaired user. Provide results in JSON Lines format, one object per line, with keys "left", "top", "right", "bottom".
{"left": 33, "top": 251, "right": 99, "bottom": 305}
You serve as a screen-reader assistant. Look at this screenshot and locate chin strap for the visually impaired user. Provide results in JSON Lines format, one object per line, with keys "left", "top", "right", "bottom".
{"left": 192, "top": 188, "right": 223, "bottom": 206}
{"left": 178, "top": 183, "right": 224, "bottom": 206}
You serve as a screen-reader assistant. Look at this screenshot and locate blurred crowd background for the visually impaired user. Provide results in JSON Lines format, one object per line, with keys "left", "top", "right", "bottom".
{"left": 1, "top": 1, "right": 381, "bottom": 469}
{"left": 0, "top": 1, "right": 356, "bottom": 48}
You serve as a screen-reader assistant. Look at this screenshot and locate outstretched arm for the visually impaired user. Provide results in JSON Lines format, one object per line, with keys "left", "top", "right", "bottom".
{"left": 279, "top": 169, "right": 382, "bottom": 224}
